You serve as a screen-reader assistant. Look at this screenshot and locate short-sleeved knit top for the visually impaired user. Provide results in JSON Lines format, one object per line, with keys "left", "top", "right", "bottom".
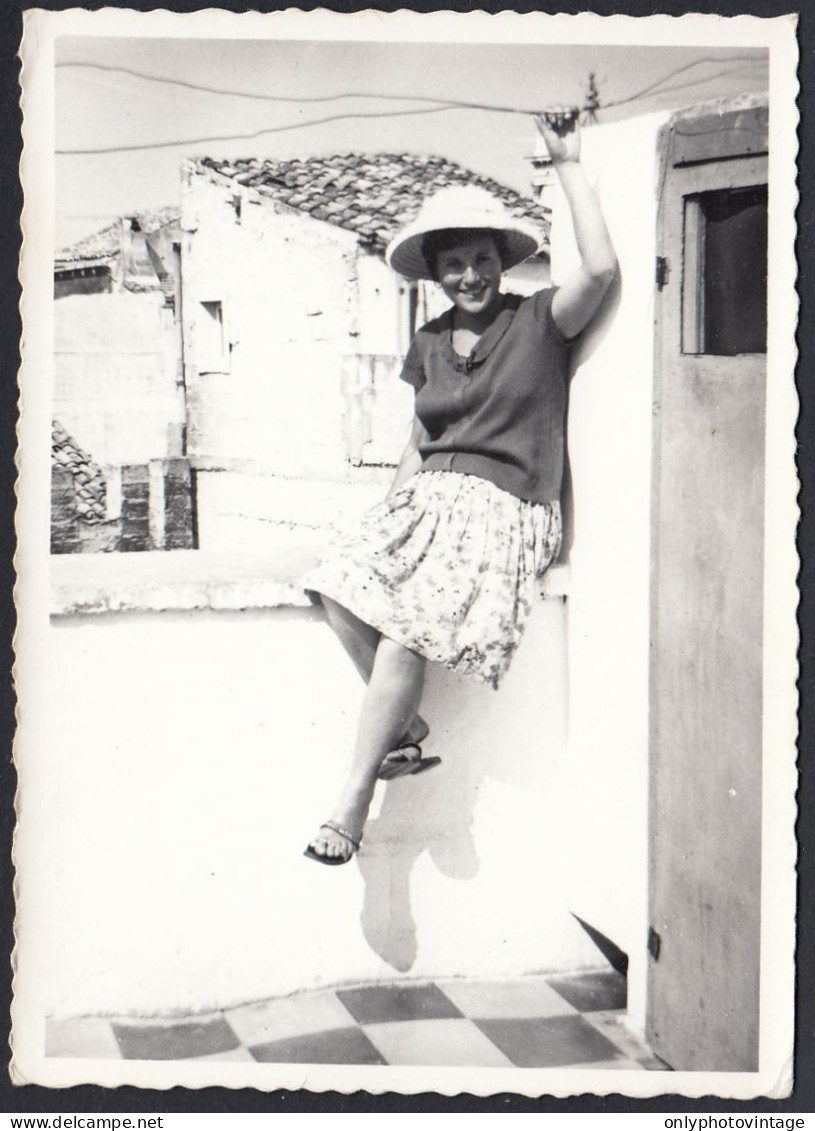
{"left": 399, "top": 288, "right": 571, "bottom": 505}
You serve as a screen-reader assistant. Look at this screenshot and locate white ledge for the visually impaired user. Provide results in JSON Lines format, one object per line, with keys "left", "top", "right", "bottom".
{"left": 50, "top": 549, "right": 571, "bottom": 616}
{"left": 50, "top": 547, "right": 320, "bottom": 616}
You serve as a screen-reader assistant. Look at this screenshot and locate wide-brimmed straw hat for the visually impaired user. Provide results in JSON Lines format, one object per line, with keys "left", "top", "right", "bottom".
{"left": 385, "top": 186, "right": 543, "bottom": 280}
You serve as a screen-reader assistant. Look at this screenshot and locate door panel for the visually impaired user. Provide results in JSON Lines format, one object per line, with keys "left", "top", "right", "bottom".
{"left": 648, "top": 121, "right": 767, "bottom": 1071}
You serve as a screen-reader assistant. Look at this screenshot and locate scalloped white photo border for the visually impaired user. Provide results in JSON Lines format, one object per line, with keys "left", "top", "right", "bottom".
{"left": 13, "top": 6, "right": 799, "bottom": 1100}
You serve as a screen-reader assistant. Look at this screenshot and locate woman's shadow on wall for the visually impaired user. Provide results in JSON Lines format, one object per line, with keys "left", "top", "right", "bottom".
{"left": 355, "top": 602, "right": 568, "bottom": 972}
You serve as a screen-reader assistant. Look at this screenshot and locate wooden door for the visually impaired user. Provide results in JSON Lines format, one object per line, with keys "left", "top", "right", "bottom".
{"left": 648, "top": 105, "right": 768, "bottom": 1071}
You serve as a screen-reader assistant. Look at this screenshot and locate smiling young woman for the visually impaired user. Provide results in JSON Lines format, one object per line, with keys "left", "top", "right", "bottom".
{"left": 302, "top": 110, "right": 617, "bottom": 865}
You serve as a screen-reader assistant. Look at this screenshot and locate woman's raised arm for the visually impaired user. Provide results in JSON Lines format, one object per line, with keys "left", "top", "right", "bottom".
{"left": 535, "top": 109, "right": 617, "bottom": 341}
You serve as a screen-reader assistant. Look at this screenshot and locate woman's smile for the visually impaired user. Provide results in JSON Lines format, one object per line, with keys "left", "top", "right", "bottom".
{"left": 436, "top": 236, "right": 503, "bottom": 323}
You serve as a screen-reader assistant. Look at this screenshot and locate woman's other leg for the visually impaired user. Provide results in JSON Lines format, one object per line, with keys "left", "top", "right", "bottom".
{"left": 308, "top": 636, "right": 426, "bottom": 861}
{"left": 320, "top": 594, "right": 380, "bottom": 683}
{"left": 319, "top": 594, "right": 428, "bottom": 744}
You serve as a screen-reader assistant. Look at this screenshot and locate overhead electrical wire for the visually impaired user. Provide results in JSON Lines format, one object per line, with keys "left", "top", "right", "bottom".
{"left": 57, "top": 104, "right": 456, "bottom": 155}
{"left": 56, "top": 61, "right": 478, "bottom": 108}
{"left": 57, "top": 55, "right": 767, "bottom": 114}
{"left": 56, "top": 54, "right": 768, "bottom": 157}
{"left": 601, "top": 54, "right": 764, "bottom": 109}
{"left": 611, "top": 63, "right": 765, "bottom": 105}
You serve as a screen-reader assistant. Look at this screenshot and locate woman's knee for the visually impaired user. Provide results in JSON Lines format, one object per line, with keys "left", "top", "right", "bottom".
{"left": 376, "top": 635, "right": 426, "bottom": 681}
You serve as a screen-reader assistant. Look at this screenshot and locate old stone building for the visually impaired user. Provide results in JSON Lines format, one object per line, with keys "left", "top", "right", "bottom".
{"left": 53, "top": 208, "right": 194, "bottom": 552}
{"left": 179, "top": 152, "right": 551, "bottom": 551}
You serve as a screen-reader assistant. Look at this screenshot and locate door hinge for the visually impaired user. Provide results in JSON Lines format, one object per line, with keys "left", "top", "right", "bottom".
{"left": 655, "top": 256, "right": 670, "bottom": 290}
{"left": 648, "top": 926, "right": 662, "bottom": 961}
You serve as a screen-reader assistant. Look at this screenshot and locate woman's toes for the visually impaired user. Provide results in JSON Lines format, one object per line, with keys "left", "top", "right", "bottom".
{"left": 310, "top": 828, "right": 352, "bottom": 860}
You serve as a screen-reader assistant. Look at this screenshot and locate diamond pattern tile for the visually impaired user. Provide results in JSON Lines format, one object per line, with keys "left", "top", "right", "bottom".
{"left": 436, "top": 976, "right": 577, "bottom": 1020}
{"left": 249, "top": 1026, "right": 386, "bottom": 1065}
{"left": 582, "top": 1008, "right": 658, "bottom": 1063}
{"left": 336, "top": 982, "right": 462, "bottom": 1025}
{"left": 46, "top": 968, "right": 666, "bottom": 1071}
{"left": 45, "top": 1016, "right": 123, "bottom": 1060}
{"left": 547, "top": 970, "right": 627, "bottom": 1013}
{"left": 226, "top": 989, "right": 356, "bottom": 1047}
{"left": 474, "top": 1014, "right": 624, "bottom": 1069}
{"left": 364, "top": 1018, "right": 514, "bottom": 1067}
{"left": 111, "top": 1016, "right": 239, "bottom": 1061}
{"left": 190, "top": 1047, "right": 256, "bottom": 1063}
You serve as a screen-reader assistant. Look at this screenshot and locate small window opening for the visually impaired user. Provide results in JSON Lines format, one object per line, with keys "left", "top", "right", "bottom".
{"left": 197, "top": 300, "right": 227, "bottom": 372}
{"left": 682, "top": 184, "right": 768, "bottom": 357}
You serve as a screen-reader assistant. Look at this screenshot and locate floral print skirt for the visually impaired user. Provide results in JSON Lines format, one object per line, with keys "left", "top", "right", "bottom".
{"left": 302, "top": 470, "right": 562, "bottom": 689}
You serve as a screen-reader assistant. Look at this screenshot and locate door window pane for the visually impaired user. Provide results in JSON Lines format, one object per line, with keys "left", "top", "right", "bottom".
{"left": 684, "top": 186, "right": 767, "bottom": 357}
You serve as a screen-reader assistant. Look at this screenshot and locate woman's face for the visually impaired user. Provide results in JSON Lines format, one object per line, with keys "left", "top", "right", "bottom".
{"left": 435, "top": 235, "right": 503, "bottom": 319}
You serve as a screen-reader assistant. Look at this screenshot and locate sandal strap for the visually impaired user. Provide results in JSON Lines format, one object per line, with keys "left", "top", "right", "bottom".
{"left": 396, "top": 741, "right": 422, "bottom": 757}
{"left": 382, "top": 742, "right": 422, "bottom": 765}
{"left": 321, "top": 820, "right": 361, "bottom": 849}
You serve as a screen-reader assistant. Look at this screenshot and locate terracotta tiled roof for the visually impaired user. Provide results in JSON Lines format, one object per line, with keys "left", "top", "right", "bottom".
{"left": 55, "top": 222, "right": 120, "bottom": 271}
{"left": 197, "top": 153, "right": 549, "bottom": 257}
{"left": 55, "top": 207, "right": 180, "bottom": 271}
{"left": 51, "top": 422, "right": 106, "bottom": 522}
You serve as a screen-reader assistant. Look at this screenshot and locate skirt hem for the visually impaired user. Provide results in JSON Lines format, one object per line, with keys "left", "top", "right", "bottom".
{"left": 301, "top": 470, "right": 561, "bottom": 689}
{"left": 307, "top": 578, "right": 504, "bottom": 689}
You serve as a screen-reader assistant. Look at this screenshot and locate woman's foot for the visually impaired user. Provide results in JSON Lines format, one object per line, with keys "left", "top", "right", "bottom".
{"left": 304, "top": 820, "right": 362, "bottom": 866}
{"left": 378, "top": 717, "right": 435, "bottom": 779}
{"left": 305, "top": 790, "right": 370, "bottom": 864}
{"left": 378, "top": 749, "right": 442, "bottom": 780}
{"left": 379, "top": 717, "right": 429, "bottom": 769}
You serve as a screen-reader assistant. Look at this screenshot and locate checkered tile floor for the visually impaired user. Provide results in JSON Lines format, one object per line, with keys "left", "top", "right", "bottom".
{"left": 46, "top": 969, "right": 667, "bottom": 1069}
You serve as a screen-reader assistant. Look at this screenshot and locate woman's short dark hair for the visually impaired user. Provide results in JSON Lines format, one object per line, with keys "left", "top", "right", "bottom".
{"left": 421, "top": 228, "right": 510, "bottom": 281}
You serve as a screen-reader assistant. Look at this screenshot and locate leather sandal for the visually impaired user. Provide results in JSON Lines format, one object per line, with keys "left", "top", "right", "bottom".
{"left": 378, "top": 741, "right": 442, "bottom": 781}
{"left": 304, "top": 820, "right": 362, "bottom": 866}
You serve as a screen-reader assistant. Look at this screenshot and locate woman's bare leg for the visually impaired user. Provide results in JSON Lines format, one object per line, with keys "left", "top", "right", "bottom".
{"left": 308, "top": 636, "right": 426, "bottom": 861}
{"left": 319, "top": 594, "right": 428, "bottom": 744}
{"left": 320, "top": 594, "right": 380, "bottom": 683}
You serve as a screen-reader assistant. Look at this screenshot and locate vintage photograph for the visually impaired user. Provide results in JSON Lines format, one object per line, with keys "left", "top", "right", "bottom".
{"left": 12, "top": 7, "right": 798, "bottom": 1098}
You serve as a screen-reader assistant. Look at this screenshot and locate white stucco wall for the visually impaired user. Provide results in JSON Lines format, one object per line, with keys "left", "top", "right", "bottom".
{"left": 181, "top": 168, "right": 423, "bottom": 550}
{"left": 182, "top": 172, "right": 354, "bottom": 477}
{"left": 29, "top": 590, "right": 598, "bottom": 1019}
{"left": 53, "top": 292, "right": 181, "bottom": 465}
{"left": 181, "top": 170, "right": 420, "bottom": 475}
{"left": 548, "top": 112, "right": 671, "bottom": 1030}
{"left": 193, "top": 470, "right": 391, "bottom": 553}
